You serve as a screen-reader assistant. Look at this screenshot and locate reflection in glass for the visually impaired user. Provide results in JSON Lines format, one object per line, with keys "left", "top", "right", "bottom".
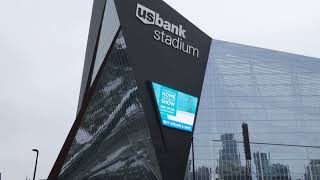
{"left": 185, "top": 40, "right": 320, "bottom": 180}
{"left": 59, "top": 31, "right": 161, "bottom": 180}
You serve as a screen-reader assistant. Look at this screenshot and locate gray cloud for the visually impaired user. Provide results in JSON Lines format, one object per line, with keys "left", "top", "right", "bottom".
{"left": 165, "top": 0, "right": 320, "bottom": 58}
{"left": 0, "top": 0, "right": 92, "bottom": 179}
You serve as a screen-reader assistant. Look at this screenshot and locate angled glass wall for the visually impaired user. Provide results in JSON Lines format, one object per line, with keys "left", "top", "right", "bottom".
{"left": 91, "top": 0, "right": 120, "bottom": 85}
{"left": 185, "top": 40, "right": 320, "bottom": 180}
{"left": 59, "top": 31, "right": 162, "bottom": 180}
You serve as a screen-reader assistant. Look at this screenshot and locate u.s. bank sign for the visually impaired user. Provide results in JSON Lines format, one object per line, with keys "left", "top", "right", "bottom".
{"left": 136, "top": 3, "right": 200, "bottom": 58}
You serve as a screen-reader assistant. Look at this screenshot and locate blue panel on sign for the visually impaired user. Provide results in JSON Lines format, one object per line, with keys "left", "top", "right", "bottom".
{"left": 152, "top": 82, "right": 198, "bottom": 132}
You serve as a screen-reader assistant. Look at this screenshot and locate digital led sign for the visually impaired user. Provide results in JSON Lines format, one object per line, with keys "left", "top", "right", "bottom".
{"left": 151, "top": 82, "right": 198, "bottom": 132}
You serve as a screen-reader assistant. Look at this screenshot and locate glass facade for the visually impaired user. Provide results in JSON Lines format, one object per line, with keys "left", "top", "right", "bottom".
{"left": 59, "top": 31, "right": 162, "bottom": 180}
{"left": 91, "top": 0, "right": 120, "bottom": 85}
{"left": 185, "top": 40, "right": 320, "bottom": 180}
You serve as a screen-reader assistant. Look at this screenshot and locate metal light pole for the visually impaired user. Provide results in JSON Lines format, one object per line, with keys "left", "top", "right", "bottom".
{"left": 32, "top": 149, "right": 39, "bottom": 180}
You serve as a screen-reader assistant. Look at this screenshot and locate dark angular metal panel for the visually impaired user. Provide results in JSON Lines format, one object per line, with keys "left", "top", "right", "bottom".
{"left": 50, "top": 0, "right": 212, "bottom": 179}
{"left": 114, "top": 0, "right": 212, "bottom": 179}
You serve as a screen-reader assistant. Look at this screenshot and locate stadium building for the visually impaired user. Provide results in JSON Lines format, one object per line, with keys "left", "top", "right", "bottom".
{"left": 49, "top": 0, "right": 320, "bottom": 179}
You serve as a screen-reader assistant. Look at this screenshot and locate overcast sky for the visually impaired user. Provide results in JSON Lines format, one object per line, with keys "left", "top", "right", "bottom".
{"left": 0, "top": 0, "right": 319, "bottom": 179}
